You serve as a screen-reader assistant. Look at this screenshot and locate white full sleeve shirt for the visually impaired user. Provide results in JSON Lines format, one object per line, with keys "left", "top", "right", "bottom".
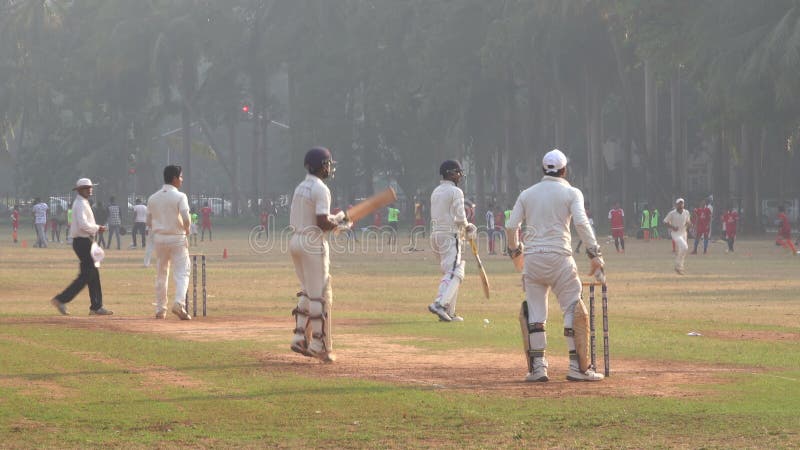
{"left": 147, "top": 184, "right": 191, "bottom": 236}
{"left": 69, "top": 195, "right": 100, "bottom": 238}
{"left": 507, "top": 175, "right": 597, "bottom": 255}
{"left": 430, "top": 180, "right": 467, "bottom": 234}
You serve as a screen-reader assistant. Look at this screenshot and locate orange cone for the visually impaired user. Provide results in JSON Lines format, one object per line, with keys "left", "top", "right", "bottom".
{"left": 223, "top": 248, "right": 228, "bottom": 259}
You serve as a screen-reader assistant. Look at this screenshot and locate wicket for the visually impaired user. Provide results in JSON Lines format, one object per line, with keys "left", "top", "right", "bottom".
{"left": 583, "top": 281, "right": 609, "bottom": 377}
{"left": 185, "top": 254, "right": 207, "bottom": 317}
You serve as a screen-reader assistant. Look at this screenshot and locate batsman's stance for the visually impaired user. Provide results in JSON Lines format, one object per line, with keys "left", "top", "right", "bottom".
{"left": 427, "top": 160, "right": 477, "bottom": 322}
{"left": 289, "top": 147, "right": 350, "bottom": 363}
{"left": 506, "top": 149, "right": 605, "bottom": 382}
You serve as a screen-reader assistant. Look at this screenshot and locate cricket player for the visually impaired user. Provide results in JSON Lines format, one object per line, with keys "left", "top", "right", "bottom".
{"left": 691, "top": 200, "right": 712, "bottom": 254}
{"left": 505, "top": 149, "right": 605, "bottom": 382}
{"left": 147, "top": 165, "right": 192, "bottom": 320}
{"left": 289, "top": 147, "right": 350, "bottom": 363}
{"left": 608, "top": 202, "right": 625, "bottom": 253}
{"left": 664, "top": 198, "right": 691, "bottom": 275}
{"left": 427, "top": 160, "right": 477, "bottom": 323}
{"left": 775, "top": 205, "right": 796, "bottom": 253}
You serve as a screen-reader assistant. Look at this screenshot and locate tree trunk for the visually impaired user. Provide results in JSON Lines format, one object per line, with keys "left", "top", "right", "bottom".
{"left": 181, "top": 102, "right": 192, "bottom": 197}
{"left": 644, "top": 59, "right": 656, "bottom": 202}
{"left": 670, "top": 74, "right": 681, "bottom": 193}
{"left": 228, "top": 119, "right": 240, "bottom": 216}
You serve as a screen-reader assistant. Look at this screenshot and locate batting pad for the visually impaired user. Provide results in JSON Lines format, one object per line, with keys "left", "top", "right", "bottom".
{"left": 572, "top": 299, "right": 592, "bottom": 372}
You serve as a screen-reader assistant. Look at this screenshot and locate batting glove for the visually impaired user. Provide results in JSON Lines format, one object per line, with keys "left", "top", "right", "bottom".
{"left": 465, "top": 223, "right": 477, "bottom": 240}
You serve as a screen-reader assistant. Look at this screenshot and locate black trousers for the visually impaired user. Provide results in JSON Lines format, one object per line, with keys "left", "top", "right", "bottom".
{"left": 55, "top": 237, "right": 103, "bottom": 311}
{"left": 132, "top": 222, "right": 146, "bottom": 247}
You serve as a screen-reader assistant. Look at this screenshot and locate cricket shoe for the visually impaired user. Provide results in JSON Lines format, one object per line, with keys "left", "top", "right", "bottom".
{"left": 171, "top": 303, "right": 192, "bottom": 320}
{"left": 308, "top": 344, "right": 336, "bottom": 363}
{"left": 428, "top": 303, "right": 452, "bottom": 322}
{"left": 50, "top": 298, "right": 70, "bottom": 316}
{"left": 449, "top": 315, "right": 464, "bottom": 322}
{"left": 525, "top": 357, "right": 549, "bottom": 382}
{"left": 89, "top": 307, "right": 113, "bottom": 316}
{"left": 290, "top": 339, "right": 312, "bottom": 357}
{"left": 155, "top": 310, "right": 167, "bottom": 319}
{"left": 674, "top": 267, "right": 685, "bottom": 275}
{"left": 566, "top": 367, "right": 604, "bottom": 382}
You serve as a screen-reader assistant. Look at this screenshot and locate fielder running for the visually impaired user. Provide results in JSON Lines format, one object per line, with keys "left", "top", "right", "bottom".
{"left": 427, "top": 160, "right": 477, "bottom": 322}
{"left": 505, "top": 149, "right": 605, "bottom": 382}
{"left": 664, "top": 198, "right": 691, "bottom": 275}
{"left": 289, "top": 147, "right": 350, "bottom": 363}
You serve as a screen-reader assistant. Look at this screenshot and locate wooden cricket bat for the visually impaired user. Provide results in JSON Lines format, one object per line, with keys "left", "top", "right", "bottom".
{"left": 344, "top": 188, "right": 397, "bottom": 223}
{"left": 469, "top": 238, "right": 491, "bottom": 299}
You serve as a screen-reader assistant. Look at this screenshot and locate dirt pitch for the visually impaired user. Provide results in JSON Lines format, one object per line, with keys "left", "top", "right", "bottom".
{"left": 2, "top": 315, "right": 763, "bottom": 399}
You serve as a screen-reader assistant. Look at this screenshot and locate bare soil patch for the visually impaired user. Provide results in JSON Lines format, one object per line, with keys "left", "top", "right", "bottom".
{"left": 2, "top": 316, "right": 759, "bottom": 398}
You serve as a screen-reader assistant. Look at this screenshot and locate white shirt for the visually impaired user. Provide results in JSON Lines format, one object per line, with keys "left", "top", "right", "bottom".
{"left": 289, "top": 174, "right": 331, "bottom": 236}
{"left": 32, "top": 203, "right": 48, "bottom": 224}
{"left": 486, "top": 210, "right": 495, "bottom": 229}
{"left": 133, "top": 204, "right": 147, "bottom": 223}
{"left": 69, "top": 195, "right": 100, "bottom": 238}
{"left": 663, "top": 208, "right": 691, "bottom": 239}
{"left": 146, "top": 184, "right": 191, "bottom": 236}
{"left": 507, "top": 175, "right": 597, "bottom": 255}
{"left": 430, "top": 180, "right": 467, "bottom": 233}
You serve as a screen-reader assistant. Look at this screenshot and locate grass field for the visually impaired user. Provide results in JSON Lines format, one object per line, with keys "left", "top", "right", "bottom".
{"left": 1, "top": 225, "right": 799, "bottom": 449}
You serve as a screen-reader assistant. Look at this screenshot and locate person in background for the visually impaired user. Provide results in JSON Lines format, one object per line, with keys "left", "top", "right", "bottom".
{"left": 11, "top": 204, "right": 20, "bottom": 243}
{"left": 722, "top": 206, "right": 739, "bottom": 253}
{"left": 640, "top": 204, "right": 651, "bottom": 241}
{"left": 200, "top": 201, "right": 213, "bottom": 242}
{"left": 650, "top": 207, "right": 660, "bottom": 240}
{"left": 664, "top": 198, "right": 692, "bottom": 275}
{"left": 608, "top": 202, "right": 625, "bottom": 253}
{"left": 775, "top": 205, "right": 796, "bottom": 254}
{"left": 49, "top": 206, "right": 61, "bottom": 244}
{"left": 189, "top": 208, "right": 199, "bottom": 246}
{"left": 32, "top": 197, "right": 48, "bottom": 248}
{"left": 486, "top": 203, "right": 497, "bottom": 255}
{"left": 106, "top": 196, "right": 122, "bottom": 250}
{"left": 130, "top": 198, "right": 147, "bottom": 249}
{"left": 691, "top": 200, "right": 712, "bottom": 255}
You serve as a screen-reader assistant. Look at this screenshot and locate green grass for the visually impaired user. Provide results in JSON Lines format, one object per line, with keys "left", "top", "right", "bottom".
{"left": 1, "top": 227, "right": 799, "bottom": 448}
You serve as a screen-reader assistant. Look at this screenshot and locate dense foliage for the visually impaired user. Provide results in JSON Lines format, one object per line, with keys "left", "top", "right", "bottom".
{"left": 2, "top": 0, "right": 799, "bottom": 230}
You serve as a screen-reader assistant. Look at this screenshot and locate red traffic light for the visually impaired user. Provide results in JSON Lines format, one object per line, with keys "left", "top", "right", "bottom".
{"left": 241, "top": 104, "right": 250, "bottom": 113}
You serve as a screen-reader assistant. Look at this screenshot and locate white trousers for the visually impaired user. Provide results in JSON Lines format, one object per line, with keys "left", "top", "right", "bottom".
{"left": 672, "top": 232, "right": 688, "bottom": 271}
{"left": 289, "top": 234, "right": 330, "bottom": 300}
{"left": 522, "top": 252, "right": 582, "bottom": 329}
{"left": 153, "top": 234, "right": 190, "bottom": 312}
{"left": 431, "top": 232, "right": 464, "bottom": 314}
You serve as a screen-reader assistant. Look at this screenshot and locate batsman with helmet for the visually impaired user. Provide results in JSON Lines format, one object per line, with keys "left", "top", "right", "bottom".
{"left": 289, "top": 147, "right": 350, "bottom": 363}
{"left": 427, "top": 160, "right": 477, "bottom": 322}
{"left": 506, "top": 149, "right": 605, "bottom": 382}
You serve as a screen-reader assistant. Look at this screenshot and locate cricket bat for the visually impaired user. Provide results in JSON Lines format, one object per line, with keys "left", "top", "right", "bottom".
{"left": 344, "top": 188, "right": 397, "bottom": 223}
{"left": 469, "top": 238, "right": 491, "bottom": 299}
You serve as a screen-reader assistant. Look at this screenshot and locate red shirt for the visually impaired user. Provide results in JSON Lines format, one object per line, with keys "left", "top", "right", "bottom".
{"left": 11, "top": 210, "right": 19, "bottom": 228}
{"left": 259, "top": 211, "right": 268, "bottom": 227}
{"left": 693, "top": 207, "right": 711, "bottom": 233}
{"left": 200, "top": 206, "right": 212, "bottom": 225}
{"left": 778, "top": 212, "right": 791, "bottom": 237}
{"left": 723, "top": 211, "right": 738, "bottom": 236}
{"left": 608, "top": 208, "right": 624, "bottom": 230}
{"left": 494, "top": 211, "right": 505, "bottom": 228}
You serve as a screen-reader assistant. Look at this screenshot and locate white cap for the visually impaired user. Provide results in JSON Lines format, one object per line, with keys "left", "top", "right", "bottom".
{"left": 542, "top": 149, "right": 568, "bottom": 174}
{"left": 72, "top": 178, "right": 97, "bottom": 190}
{"left": 675, "top": 198, "right": 684, "bottom": 204}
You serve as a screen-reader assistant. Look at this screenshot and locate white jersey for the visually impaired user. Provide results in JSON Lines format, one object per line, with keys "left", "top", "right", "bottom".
{"left": 663, "top": 208, "right": 691, "bottom": 239}
{"left": 147, "top": 184, "right": 191, "bottom": 236}
{"left": 507, "top": 175, "right": 597, "bottom": 255}
{"left": 133, "top": 204, "right": 148, "bottom": 223}
{"left": 289, "top": 174, "right": 331, "bottom": 237}
{"left": 430, "top": 180, "right": 466, "bottom": 234}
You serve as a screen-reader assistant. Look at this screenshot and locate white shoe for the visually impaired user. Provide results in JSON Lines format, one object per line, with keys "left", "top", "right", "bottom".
{"left": 525, "top": 357, "right": 549, "bottom": 382}
{"left": 566, "top": 367, "right": 604, "bottom": 382}
{"left": 171, "top": 303, "right": 191, "bottom": 320}
{"left": 428, "top": 303, "right": 452, "bottom": 322}
{"left": 155, "top": 310, "right": 167, "bottom": 319}
{"left": 449, "top": 315, "right": 464, "bottom": 322}
{"left": 308, "top": 342, "right": 336, "bottom": 363}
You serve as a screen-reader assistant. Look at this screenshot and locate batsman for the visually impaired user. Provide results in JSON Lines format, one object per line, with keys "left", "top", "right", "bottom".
{"left": 506, "top": 149, "right": 605, "bottom": 382}
{"left": 427, "top": 160, "right": 477, "bottom": 322}
{"left": 289, "top": 147, "right": 350, "bottom": 363}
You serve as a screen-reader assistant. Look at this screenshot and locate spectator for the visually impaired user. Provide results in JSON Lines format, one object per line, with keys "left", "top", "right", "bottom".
{"left": 32, "top": 197, "right": 48, "bottom": 248}
{"left": 131, "top": 198, "right": 147, "bottom": 249}
{"left": 93, "top": 201, "right": 108, "bottom": 248}
{"left": 200, "top": 201, "right": 213, "bottom": 241}
{"left": 106, "top": 196, "right": 122, "bottom": 250}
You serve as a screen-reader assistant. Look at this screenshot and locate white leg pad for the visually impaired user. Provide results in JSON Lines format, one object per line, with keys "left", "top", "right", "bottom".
{"left": 437, "top": 261, "right": 465, "bottom": 310}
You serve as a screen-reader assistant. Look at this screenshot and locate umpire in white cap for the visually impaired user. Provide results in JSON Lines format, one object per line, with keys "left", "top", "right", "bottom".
{"left": 51, "top": 178, "right": 113, "bottom": 316}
